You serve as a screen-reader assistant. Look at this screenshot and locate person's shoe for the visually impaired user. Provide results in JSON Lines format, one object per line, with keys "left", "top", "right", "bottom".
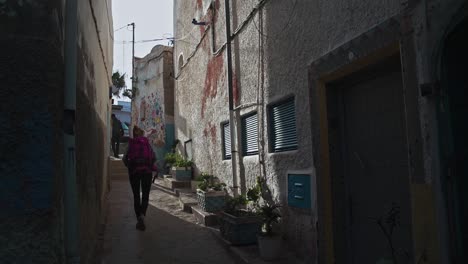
{"left": 136, "top": 215, "right": 145, "bottom": 231}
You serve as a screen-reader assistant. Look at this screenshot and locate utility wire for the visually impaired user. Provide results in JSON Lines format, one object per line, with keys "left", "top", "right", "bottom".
{"left": 114, "top": 24, "right": 129, "bottom": 32}
{"left": 252, "top": 0, "right": 298, "bottom": 41}
{"left": 175, "top": 0, "right": 272, "bottom": 79}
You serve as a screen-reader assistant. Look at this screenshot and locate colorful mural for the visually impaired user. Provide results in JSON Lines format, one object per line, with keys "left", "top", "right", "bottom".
{"left": 137, "top": 91, "right": 166, "bottom": 147}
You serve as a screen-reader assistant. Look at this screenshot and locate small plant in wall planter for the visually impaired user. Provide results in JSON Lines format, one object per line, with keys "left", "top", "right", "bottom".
{"left": 196, "top": 174, "right": 227, "bottom": 213}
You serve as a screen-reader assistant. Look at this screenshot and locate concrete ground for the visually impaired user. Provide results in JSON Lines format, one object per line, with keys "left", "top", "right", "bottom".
{"left": 102, "top": 158, "right": 303, "bottom": 264}
{"left": 101, "top": 174, "right": 244, "bottom": 264}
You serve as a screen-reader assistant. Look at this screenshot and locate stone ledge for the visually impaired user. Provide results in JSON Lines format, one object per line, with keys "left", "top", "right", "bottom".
{"left": 191, "top": 205, "right": 219, "bottom": 227}
{"left": 178, "top": 192, "right": 198, "bottom": 213}
{"left": 163, "top": 177, "right": 191, "bottom": 190}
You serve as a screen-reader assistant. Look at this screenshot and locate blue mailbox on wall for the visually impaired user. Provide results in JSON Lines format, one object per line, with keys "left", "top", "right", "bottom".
{"left": 288, "top": 174, "right": 312, "bottom": 209}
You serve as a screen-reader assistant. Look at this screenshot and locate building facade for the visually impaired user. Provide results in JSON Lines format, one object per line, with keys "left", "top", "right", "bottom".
{"left": 0, "top": 0, "right": 113, "bottom": 262}
{"left": 132, "top": 45, "right": 175, "bottom": 171}
{"left": 173, "top": 0, "right": 467, "bottom": 263}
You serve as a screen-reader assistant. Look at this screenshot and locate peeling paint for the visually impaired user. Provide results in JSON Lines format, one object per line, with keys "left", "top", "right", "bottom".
{"left": 203, "top": 122, "right": 217, "bottom": 145}
{"left": 201, "top": 55, "right": 224, "bottom": 118}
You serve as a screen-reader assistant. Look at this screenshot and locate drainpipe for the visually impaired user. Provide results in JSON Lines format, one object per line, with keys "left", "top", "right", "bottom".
{"left": 63, "top": 0, "right": 80, "bottom": 263}
{"left": 225, "top": 0, "right": 239, "bottom": 196}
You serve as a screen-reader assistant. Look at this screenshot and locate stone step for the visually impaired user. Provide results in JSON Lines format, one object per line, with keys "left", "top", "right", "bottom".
{"left": 191, "top": 205, "right": 219, "bottom": 227}
{"left": 163, "top": 177, "right": 191, "bottom": 190}
{"left": 178, "top": 191, "right": 198, "bottom": 213}
{"left": 152, "top": 182, "right": 179, "bottom": 197}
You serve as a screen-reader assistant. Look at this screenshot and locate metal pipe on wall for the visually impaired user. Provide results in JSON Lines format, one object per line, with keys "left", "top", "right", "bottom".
{"left": 63, "top": 0, "right": 80, "bottom": 263}
{"left": 225, "top": 0, "right": 239, "bottom": 196}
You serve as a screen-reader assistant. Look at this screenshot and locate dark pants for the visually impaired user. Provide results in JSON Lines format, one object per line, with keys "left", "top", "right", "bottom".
{"left": 111, "top": 136, "right": 120, "bottom": 158}
{"left": 129, "top": 172, "right": 152, "bottom": 219}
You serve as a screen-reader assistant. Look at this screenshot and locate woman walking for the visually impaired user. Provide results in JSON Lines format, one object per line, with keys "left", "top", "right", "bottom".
{"left": 124, "top": 126, "right": 155, "bottom": 231}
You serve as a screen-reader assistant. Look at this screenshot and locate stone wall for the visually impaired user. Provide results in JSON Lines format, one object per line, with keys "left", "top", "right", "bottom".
{"left": 0, "top": 0, "right": 113, "bottom": 262}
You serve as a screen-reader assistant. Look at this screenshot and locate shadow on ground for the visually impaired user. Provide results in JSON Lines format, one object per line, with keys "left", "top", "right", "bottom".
{"left": 101, "top": 180, "right": 243, "bottom": 264}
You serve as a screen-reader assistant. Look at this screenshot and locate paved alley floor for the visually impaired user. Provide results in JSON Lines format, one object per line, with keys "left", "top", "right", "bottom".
{"left": 101, "top": 177, "right": 244, "bottom": 264}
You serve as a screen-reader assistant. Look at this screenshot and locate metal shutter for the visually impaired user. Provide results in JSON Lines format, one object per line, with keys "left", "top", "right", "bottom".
{"left": 271, "top": 99, "right": 298, "bottom": 152}
{"left": 242, "top": 113, "right": 259, "bottom": 156}
{"left": 223, "top": 123, "right": 231, "bottom": 159}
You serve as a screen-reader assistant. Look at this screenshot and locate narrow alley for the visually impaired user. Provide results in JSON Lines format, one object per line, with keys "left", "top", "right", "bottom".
{"left": 101, "top": 158, "right": 242, "bottom": 264}
{"left": 101, "top": 158, "right": 300, "bottom": 264}
{"left": 2, "top": 0, "right": 467, "bottom": 263}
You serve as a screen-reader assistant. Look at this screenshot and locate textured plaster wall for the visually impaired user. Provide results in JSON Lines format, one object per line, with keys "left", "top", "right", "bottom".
{"left": 0, "top": 0, "right": 66, "bottom": 262}
{"left": 132, "top": 45, "right": 174, "bottom": 169}
{"left": 0, "top": 0, "right": 113, "bottom": 262}
{"left": 76, "top": 0, "right": 113, "bottom": 262}
{"left": 174, "top": 0, "right": 400, "bottom": 260}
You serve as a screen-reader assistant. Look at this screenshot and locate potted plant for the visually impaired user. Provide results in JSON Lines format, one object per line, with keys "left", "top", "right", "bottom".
{"left": 170, "top": 153, "right": 193, "bottom": 181}
{"left": 218, "top": 183, "right": 262, "bottom": 245}
{"left": 257, "top": 203, "right": 282, "bottom": 260}
{"left": 191, "top": 175, "right": 204, "bottom": 192}
{"left": 247, "top": 176, "right": 283, "bottom": 260}
{"left": 196, "top": 175, "right": 227, "bottom": 213}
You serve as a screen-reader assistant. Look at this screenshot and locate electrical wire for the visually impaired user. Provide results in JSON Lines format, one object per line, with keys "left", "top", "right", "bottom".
{"left": 175, "top": 0, "right": 273, "bottom": 80}
{"left": 114, "top": 24, "right": 129, "bottom": 32}
{"left": 252, "top": 0, "right": 298, "bottom": 41}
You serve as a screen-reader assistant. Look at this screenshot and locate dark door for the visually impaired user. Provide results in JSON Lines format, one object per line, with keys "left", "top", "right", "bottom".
{"left": 328, "top": 55, "right": 413, "bottom": 264}
{"left": 441, "top": 17, "right": 468, "bottom": 263}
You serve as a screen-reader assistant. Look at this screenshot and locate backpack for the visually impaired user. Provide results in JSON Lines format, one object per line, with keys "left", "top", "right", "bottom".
{"left": 126, "top": 137, "right": 155, "bottom": 172}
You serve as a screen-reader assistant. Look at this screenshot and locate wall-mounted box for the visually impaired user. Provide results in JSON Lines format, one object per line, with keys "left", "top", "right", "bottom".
{"left": 287, "top": 174, "right": 311, "bottom": 209}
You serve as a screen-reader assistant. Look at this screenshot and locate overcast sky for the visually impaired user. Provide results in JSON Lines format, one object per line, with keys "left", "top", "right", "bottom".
{"left": 112, "top": 0, "right": 174, "bottom": 102}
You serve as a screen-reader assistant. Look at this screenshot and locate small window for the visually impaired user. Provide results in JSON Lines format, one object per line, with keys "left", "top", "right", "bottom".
{"left": 222, "top": 122, "right": 231, "bottom": 159}
{"left": 269, "top": 98, "right": 298, "bottom": 152}
{"left": 241, "top": 112, "right": 259, "bottom": 156}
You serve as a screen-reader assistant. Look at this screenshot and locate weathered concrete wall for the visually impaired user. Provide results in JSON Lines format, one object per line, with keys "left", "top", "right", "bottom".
{"left": 132, "top": 45, "right": 174, "bottom": 169}
{"left": 76, "top": 0, "right": 113, "bottom": 262}
{"left": 0, "top": 0, "right": 66, "bottom": 262}
{"left": 401, "top": 1, "right": 468, "bottom": 263}
{"left": 0, "top": 0, "right": 113, "bottom": 262}
{"left": 174, "top": 0, "right": 401, "bottom": 261}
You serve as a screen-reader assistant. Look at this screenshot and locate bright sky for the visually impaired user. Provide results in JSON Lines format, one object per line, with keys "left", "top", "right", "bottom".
{"left": 112, "top": 0, "right": 174, "bottom": 102}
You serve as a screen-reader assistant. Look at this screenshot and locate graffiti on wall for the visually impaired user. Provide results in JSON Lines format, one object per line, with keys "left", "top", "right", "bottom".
{"left": 137, "top": 92, "right": 166, "bottom": 147}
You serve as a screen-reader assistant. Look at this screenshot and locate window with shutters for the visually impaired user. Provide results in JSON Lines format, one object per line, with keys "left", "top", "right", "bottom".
{"left": 222, "top": 122, "right": 231, "bottom": 160}
{"left": 241, "top": 112, "right": 259, "bottom": 156}
{"left": 269, "top": 98, "right": 298, "bottom": 152}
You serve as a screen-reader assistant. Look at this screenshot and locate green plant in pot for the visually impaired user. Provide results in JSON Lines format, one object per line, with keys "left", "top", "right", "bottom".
{"left": 252, "top": 176, "right": 283, "bottom": 260}
{"left": 196, "top": 174, "right": 226, "bottom": 213}
{"left": 169, "top": 153, "right": 193, "bottom": 181}
{"left": 191, "top": 173, "right": 211, "bottom": 192}
{"left": 219, "top": 182, "right": 263, "bottom": 246}
{"left": 257, "top": 202, "right": 282, "bottom": 260}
